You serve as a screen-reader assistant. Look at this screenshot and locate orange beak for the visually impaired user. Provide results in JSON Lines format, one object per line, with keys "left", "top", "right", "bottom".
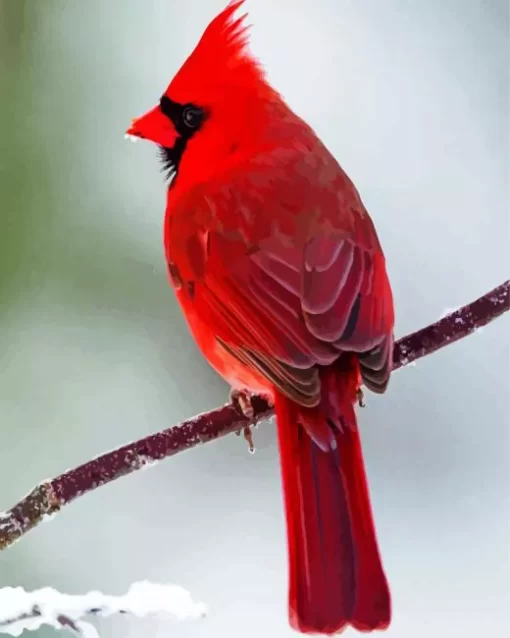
{"left": 126, "top": 105, "right": 179, "bottom": 148}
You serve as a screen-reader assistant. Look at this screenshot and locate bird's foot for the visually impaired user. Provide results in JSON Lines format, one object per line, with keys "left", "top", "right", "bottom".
{"left": 356, "top": 387, "right": 366, "bottom": 408}
{"left": 230, "top": 388, "right": 256, "bottom": 453}
{"left": 230, "top": 388, "right": 256, "bottom": 419}
{"left": 229, "top": 389, "right": 275, "bottom": 453}
{"left": 237, "top": 425, "right": 255, "bottom": 454}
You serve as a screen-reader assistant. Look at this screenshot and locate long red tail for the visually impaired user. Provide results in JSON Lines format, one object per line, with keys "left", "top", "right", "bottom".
{"left": 275, "top": 380, "right": 391, "bottom": 634}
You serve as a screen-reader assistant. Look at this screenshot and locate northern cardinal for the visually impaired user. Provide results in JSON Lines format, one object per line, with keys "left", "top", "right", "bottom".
{"left": 127, "top": 1, "right": 394, "bottom": 633}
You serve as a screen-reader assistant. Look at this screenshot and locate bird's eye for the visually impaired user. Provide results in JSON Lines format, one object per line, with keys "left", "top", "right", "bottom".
{"left": 182, "top": 105, "right": 204, "bottom": 129}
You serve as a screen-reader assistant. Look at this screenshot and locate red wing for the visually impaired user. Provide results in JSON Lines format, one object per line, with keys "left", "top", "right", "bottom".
{"left": 167, "top": 148, "right": 394, "bottom": 404}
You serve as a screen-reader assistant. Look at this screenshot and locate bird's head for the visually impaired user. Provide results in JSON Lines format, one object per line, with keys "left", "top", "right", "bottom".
{"left": 126, "top": 0, "right": 281, "bottom": 185}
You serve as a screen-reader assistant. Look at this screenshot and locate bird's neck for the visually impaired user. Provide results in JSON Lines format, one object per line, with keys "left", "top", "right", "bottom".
{"left": 169, "top": 97, "right": 294, "bottom": 195}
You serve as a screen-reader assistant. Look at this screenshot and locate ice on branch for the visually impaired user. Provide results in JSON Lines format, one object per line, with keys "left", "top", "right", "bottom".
{"left": 0, "top": 581, "right": 207, "bottom": 637}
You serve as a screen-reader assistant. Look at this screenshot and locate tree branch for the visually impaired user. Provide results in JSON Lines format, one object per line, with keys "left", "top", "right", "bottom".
{"left": 1, "top": 281, "right": 508, "bottom": 552}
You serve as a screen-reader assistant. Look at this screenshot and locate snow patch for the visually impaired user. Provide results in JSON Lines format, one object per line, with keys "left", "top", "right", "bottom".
{"left": 0, "top": 581, "right": 207, "bottom": 636}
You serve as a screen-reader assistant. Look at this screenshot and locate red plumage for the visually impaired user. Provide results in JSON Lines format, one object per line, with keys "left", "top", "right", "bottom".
{"left": 276, "top": 368, "right": 391, "bottom": 633}
{"left": 127, "top": 1, "right": 394, "bottom": 633}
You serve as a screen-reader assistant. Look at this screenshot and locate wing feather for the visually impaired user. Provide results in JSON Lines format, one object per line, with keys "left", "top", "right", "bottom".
{"left": 166, "top": 146, "right": 394, "bottom": 404}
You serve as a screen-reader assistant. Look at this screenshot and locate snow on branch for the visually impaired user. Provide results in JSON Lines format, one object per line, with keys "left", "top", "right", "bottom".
{"left": 0, "top": 280, "right": 508, "bottom": 554}
{"left": 0, "top": 581, "right": 207, "bottom": 636}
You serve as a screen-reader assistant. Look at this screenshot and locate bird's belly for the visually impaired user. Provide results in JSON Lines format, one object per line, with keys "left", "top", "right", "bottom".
{"left": 175, "top": 288, "right": 274, "bottom": 398}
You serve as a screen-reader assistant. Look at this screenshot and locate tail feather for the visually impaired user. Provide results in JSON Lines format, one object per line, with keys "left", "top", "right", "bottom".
{"left": 337, "top": 424, "right": 391, "bottom": 631}
{"left": 275, "top": 384, "right": 390, "bottom": 634}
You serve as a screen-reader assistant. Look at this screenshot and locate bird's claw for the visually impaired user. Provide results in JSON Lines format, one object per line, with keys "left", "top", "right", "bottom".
{"left": 356, "top": 388, "right": 366, "bottom": 408}
{"left": 230, "top": 388, "right": 275, "bottom": 453}
{"left": 230, "top": 388, "right": 255, "bottom": 420}
{"left": 236, "top": 424, "right": 255, "bottom": 454}
{"left": 230, "top": 388, "right": 256, "bottom": 453}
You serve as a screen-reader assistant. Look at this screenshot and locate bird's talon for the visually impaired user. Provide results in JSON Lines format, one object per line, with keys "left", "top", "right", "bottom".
{"left": 357, "top": 388, "right": 365, "bottom": 408}
{"left": 230, "top": 388, "right": 255, "bottom": 420}
{"left": 244, "top": 426, "right": 255, "bottom": 453}
{"left": 230, "top": 388, "right": 257, "bottom": 452}
{"left": 234, "top": 425, "right": 255, "bottom": 452}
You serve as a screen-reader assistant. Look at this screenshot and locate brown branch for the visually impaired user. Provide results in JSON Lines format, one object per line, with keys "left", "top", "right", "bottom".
{"left": 1, "top": 281, "right": 508, "bottom": 552}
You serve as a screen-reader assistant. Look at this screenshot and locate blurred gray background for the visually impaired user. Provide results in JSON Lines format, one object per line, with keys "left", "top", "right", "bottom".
{"left": 0, "top": 0, "right": 508, "bottom": 636}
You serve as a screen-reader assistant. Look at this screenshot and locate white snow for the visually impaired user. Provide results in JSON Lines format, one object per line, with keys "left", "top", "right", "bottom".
{"left": 0, "top": 581, "right": 207, "bottom": 636}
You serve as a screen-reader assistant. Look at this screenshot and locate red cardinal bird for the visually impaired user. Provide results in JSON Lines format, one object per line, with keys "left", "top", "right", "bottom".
{"left": 127, "top": 1, "right": 394, "bottom": 633}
